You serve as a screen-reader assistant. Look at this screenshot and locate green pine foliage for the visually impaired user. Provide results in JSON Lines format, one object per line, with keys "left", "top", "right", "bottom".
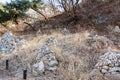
{"left": 0, "top": 0, "right": 44, "bottom": 26}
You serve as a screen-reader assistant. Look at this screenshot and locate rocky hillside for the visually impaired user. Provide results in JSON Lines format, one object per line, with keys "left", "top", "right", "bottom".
{"left": 0, "top": 24, "right": 119, "bottom": 80}
{"left": 0, "top": 0, "right": 120, "bottom": 80}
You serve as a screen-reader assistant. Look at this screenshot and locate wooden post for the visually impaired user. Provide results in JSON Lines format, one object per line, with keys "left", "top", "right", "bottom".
{"left": 6, "top": 60, "right": 9, "bottom": 70}
{"left": 23, "top": 69, "right": 27, "bottom": 80}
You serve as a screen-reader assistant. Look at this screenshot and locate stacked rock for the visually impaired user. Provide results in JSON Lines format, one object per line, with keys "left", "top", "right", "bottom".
{"left": 86, "top": 34, "right": 113, "bottom": 49}
{"left": 95, "top": 51, "right": 120, "bottom": 74}
{"left": 32, "top": 45, "right": 58, "bottom": 76}
{"left": 0, "top": 31, "right": 20, "bottom": 53}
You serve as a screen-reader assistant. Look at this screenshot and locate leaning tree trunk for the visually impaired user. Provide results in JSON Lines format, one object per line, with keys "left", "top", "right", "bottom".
{"left": 24, "top": 22, "right": 36, "bottom": 31}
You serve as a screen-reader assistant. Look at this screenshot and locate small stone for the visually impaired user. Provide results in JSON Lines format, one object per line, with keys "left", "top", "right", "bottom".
{"left": 110, "top": 72, "right": 120, "bottom": 75}
{"left": 114, "top": 26, "right": 120, "bottom": 33}
{"left": 36, "top": 29, "right": 42, "bottom": 36}
{"left": 108, "top": 63, "right": 114, "bottom": 67}
{"left": 107, "top": 25, "right": 113, "bottom": 30}
{"left": 89, "top": 69, "right": 104, "bottom": 80}
{"left": 32, "top": 61, "right": 45, "bottom": 76}
{"left": 101, "top": 69, "right": 107, "bottom": 74}
{"left": 48, "top": 60, "right": 58, "bottom": 67}
{"left": 44, "top": 24, "right": 53, "bottom": 29}
{"left": 48, "top": 66, "right": 57, "bottom": 71}
{"left": 102, "top": 66, "right": 109, "bottom": 70}
{"left": 61, "top": 28, "right": 70, "bottom": 35}
{"left": 115, "top": 63, "right": 119, "bottom": 67}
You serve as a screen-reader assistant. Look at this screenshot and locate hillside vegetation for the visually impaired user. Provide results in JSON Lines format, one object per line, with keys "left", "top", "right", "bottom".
{"left": 0, "top": 0, "right": 120, "bottom": 80}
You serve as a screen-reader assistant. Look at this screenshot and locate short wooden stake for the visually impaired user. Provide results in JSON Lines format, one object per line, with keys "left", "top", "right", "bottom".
{"left": 23, "top": 69, "right": 27, "bottom": 80}
{"left": 6, "top": 60, "right": 9, "bottom": 70}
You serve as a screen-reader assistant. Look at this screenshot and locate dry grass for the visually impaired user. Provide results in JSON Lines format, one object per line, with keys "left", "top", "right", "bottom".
{"left": 0, "top": 29, "right": 119, "bottom": 80}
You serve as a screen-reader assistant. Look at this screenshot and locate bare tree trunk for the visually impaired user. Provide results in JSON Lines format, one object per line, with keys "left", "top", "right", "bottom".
{"left": 71, "top": 0, "right": 80, "bottom": 22}
{"left": 57, "top": 0, "right": 68, "bottom": 12}
{"left": 48, "top": 0, "right": 59, "bottom": 15}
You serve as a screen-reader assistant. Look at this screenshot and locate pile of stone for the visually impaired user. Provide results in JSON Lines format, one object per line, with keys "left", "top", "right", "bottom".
{"left": 95, "top": 51, "right": 120, "bottom": 75}
{"left": 32, "top": 45, "right": 58, "bottom": 76}
{"left": 61, "top": 28, "right": 70, "bottom": 35}
{"left": 86, "top": 34, "right": 113, "bottom": 49}
{"left": 79, "top": 31, "right": 113, "bottom": 51}
{"left": 0, "top": 31, "right": 20, "bottom": 53}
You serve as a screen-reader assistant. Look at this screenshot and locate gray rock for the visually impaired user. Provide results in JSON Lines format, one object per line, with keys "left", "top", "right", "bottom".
{"left": 114, "top": 26, "right": 120, "bottom": 33}
{"left": 32, "top": 61, "right": 45, "bottom": 76}
{"left": 107, "top": 25, "right": 113, "bottom": 30}
{"left": 89, "top": 69, "right": 104, "bottom": 80}
{"left": 48, "top": 66, "right": 57, "bottom": 71}
{"left": 110, "top": 72, "right": 120, "bottom": 75}
{"left": 61, "top": 28, "right": 70, "bottom": 35}
{"left": 108, "top": 63, "right": 114, "bottom": 67}
{"left": 33, "top": 45, "right": 53, "bottom": 58}
{"left": 109, "top": 67, "right": 120, "bottom": 73}
{"left": 45, "top": 36, "right": 57, "bottom": 46}
{"left": 44, "top": 24, "right": 53, "bottom": 29}
{"left": 102, "top": 66, "right": 109, "bottom": 70}
{"left": 101, "top": 69, "right": 107, "bottom": 74}
{"left": 36, "top": 29, "right": 42, "bottom": 36}
{"left": 93, "top": 14, "right": 107, "bottom": 24}
{"left": 48, "top": 60, "right": 58, "bottom": 67}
